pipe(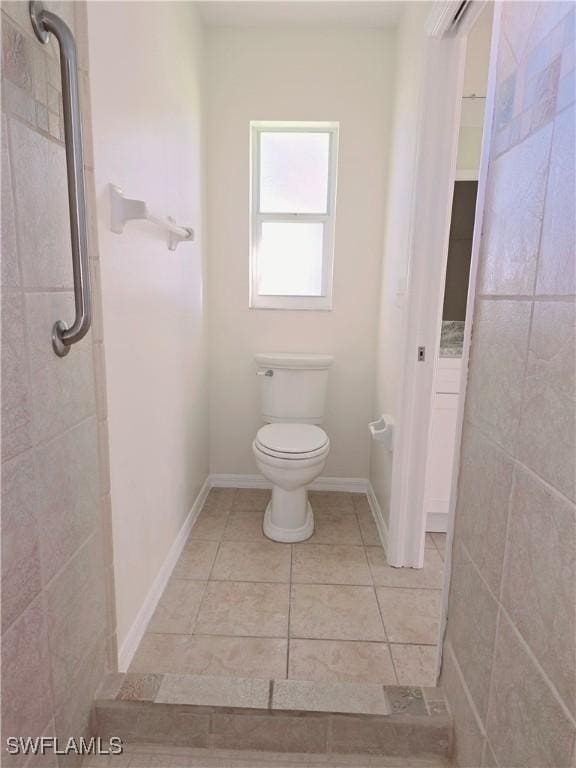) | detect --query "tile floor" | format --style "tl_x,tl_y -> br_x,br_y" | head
130,489 -> 446,687
85,744 -> 452,767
